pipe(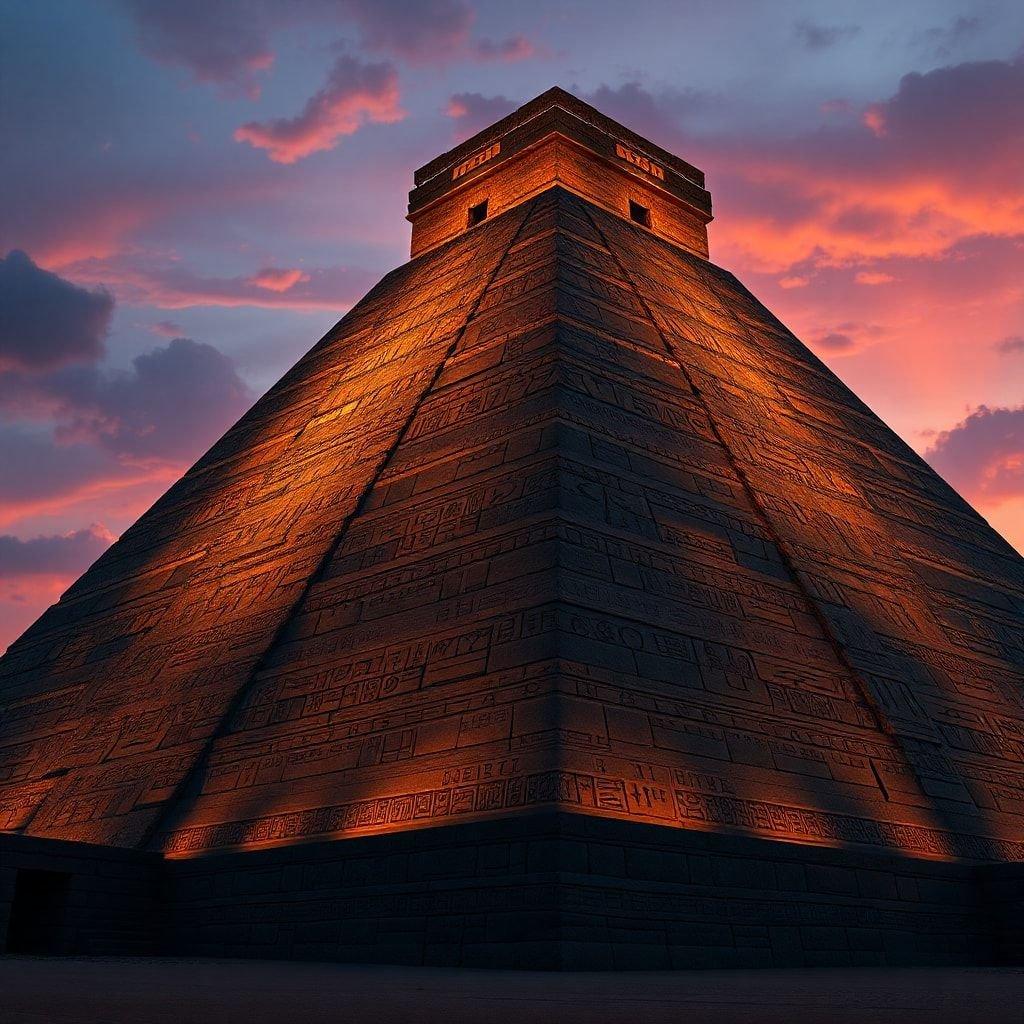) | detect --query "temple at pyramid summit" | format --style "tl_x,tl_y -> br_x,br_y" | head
3,88 -> 1024,969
